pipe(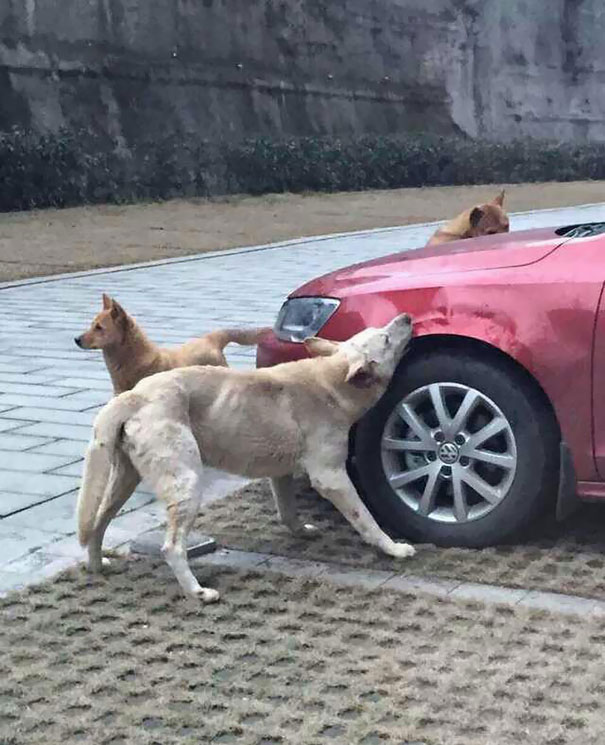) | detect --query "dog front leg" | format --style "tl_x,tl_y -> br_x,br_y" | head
270,476 -> 319,538
308,468 -> 415,559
